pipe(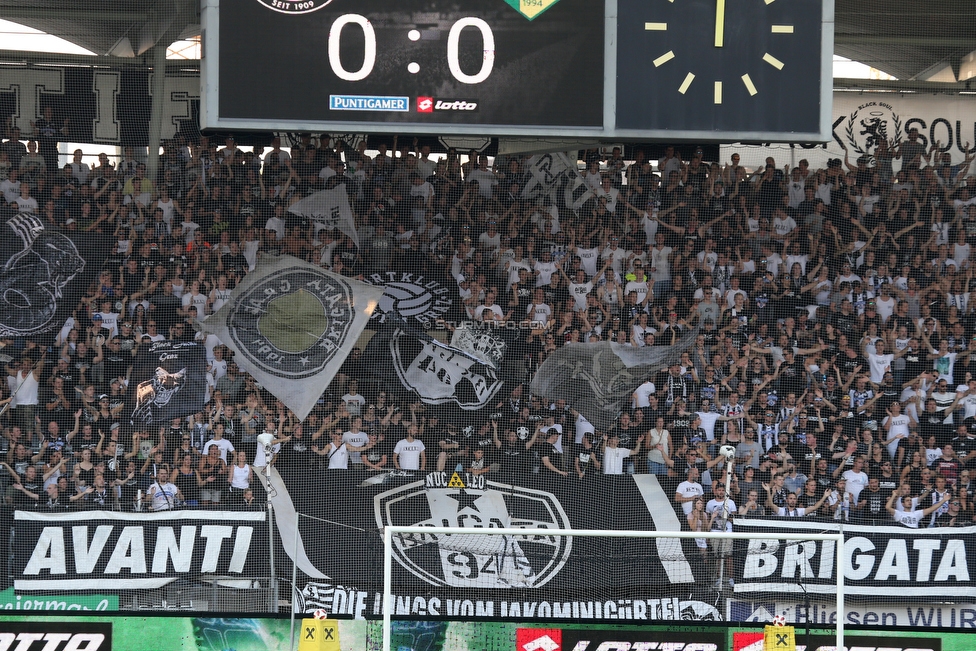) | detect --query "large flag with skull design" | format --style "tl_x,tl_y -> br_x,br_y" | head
126,340 -> 208,427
